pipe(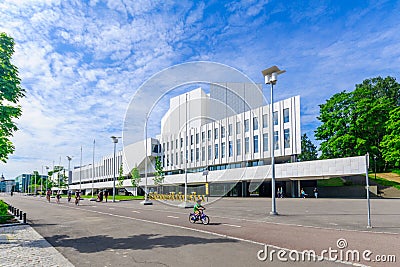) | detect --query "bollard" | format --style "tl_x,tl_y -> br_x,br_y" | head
20,210 -> 23,220
14,208 -> 18,216
23,213 -> 26,224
